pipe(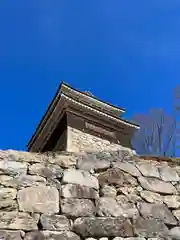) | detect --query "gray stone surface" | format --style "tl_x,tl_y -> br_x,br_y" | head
61,184 -> 98,199
61,198 -> 96,217
112,162 -> 141,177
168,227 -> 180,239
98,168 -> 138,187
2,175 -> 46,188
24,231 -> 80,240
0,160 -> 27,176
136,162 -> 160,178
29,163 -> 63,179
40,214 -> 70,231
0,187 -> 17,200
74,217 -> 133,237
100,185 -> 117,198
159,165 -> 180,182
138,176 -> 177,194
0,212 -> 37,230
138,202 -> 177,225
62,169 -> 99,189
0,230 -> 23,240
0,199 -> 18,211
140,191 -> 162,203
172,209 -> 180,221
17,186 -> 59,214
134,217 -> 168,238
77,154 -> 110,171
163,195 -> 180,208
